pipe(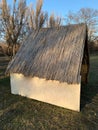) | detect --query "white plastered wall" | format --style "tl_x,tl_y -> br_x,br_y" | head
10,73 -> 81,111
